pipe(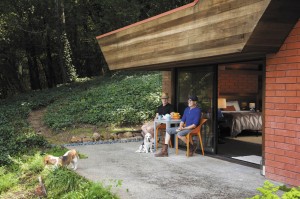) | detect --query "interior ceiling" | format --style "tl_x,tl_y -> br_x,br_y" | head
219,62 -> 262,70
